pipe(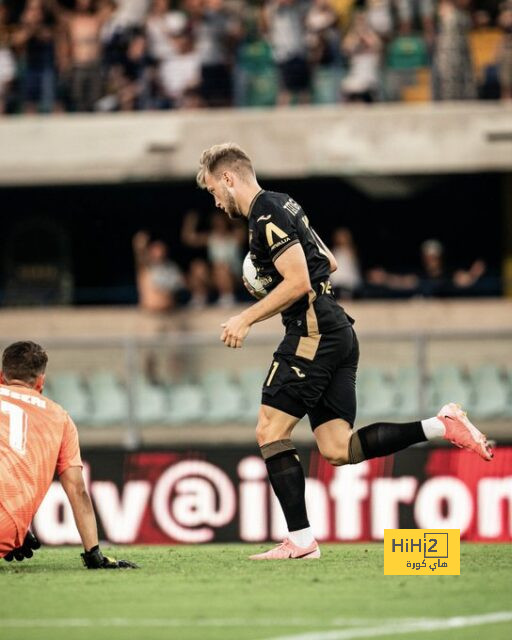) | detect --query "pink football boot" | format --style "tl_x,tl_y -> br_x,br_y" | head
249,538 -> 321,560
437,402 -> 493,461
